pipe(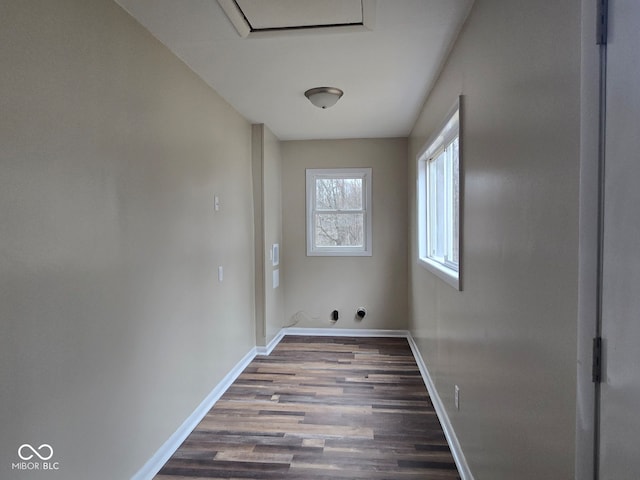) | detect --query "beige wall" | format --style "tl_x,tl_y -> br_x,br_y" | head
408,1 -> 580,479
0,1 -> 255,478
252,124 -> 284,346
281,139 -> 408,330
